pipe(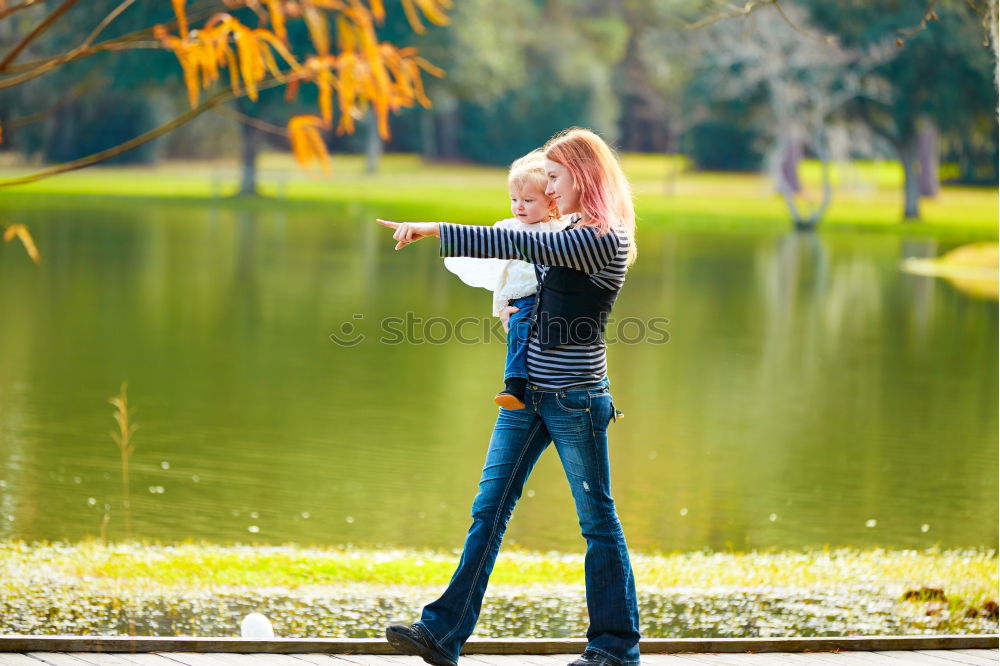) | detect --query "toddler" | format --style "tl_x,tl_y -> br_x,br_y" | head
444,151 -> 568,409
